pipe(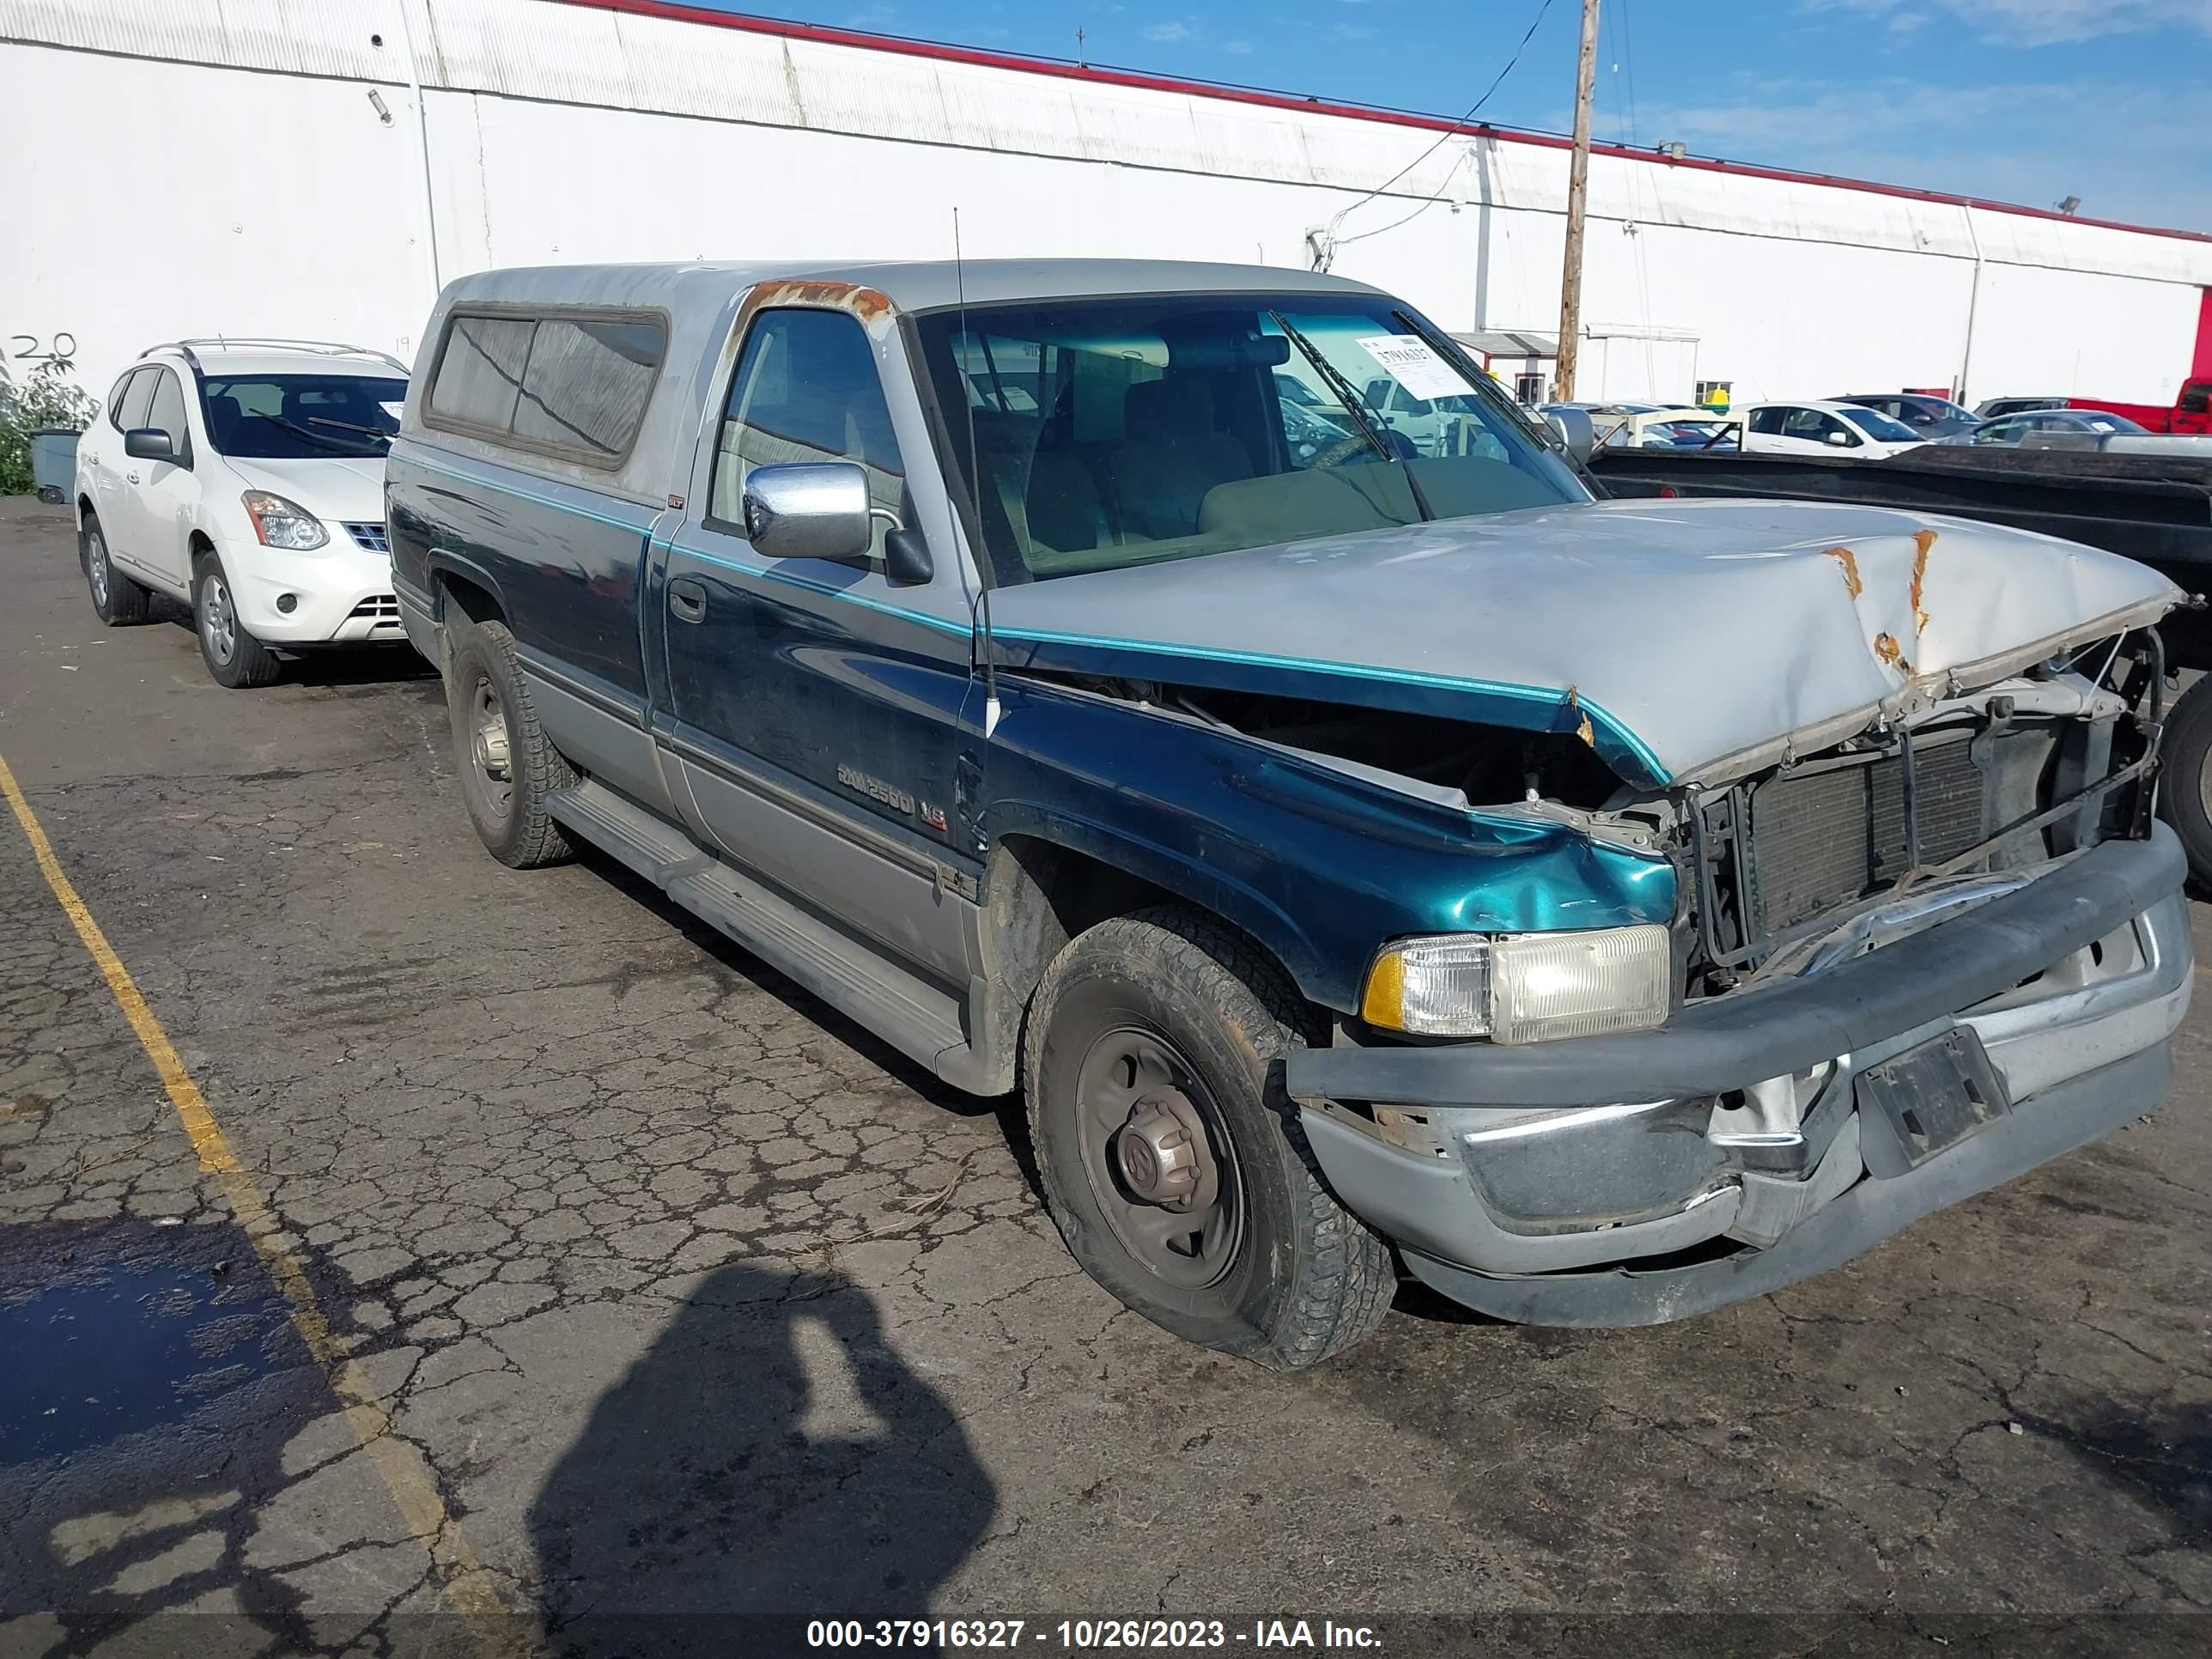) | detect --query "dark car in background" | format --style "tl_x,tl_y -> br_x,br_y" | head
1831,392 -> 1979,438
1974,395 -> 2069,419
